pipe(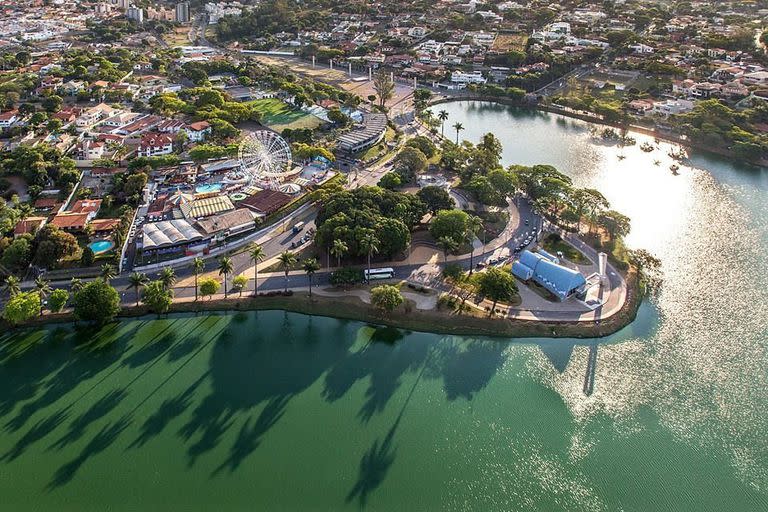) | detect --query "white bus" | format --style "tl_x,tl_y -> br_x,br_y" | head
365,267 -> 395,281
